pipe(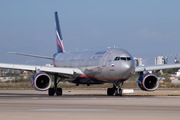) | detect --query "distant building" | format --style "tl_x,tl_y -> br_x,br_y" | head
46,64 -> 54,67
133,57 -> 143,66
155,56 -> 168,65
176,69 -> 180,77
20,73 -> 29,79
0,77 -> 15,82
